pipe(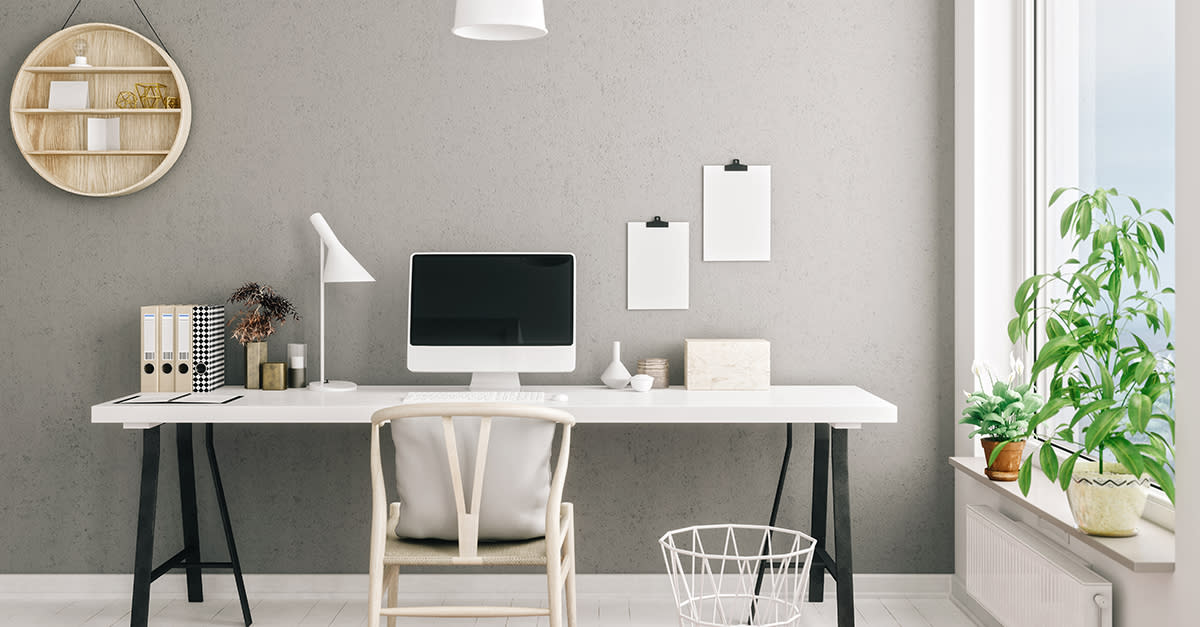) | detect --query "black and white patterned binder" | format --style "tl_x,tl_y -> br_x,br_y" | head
190,304 -> 225,392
